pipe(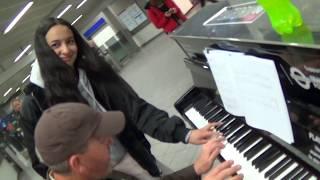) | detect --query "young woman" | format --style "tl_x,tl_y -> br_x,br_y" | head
27,17 -> 216,179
